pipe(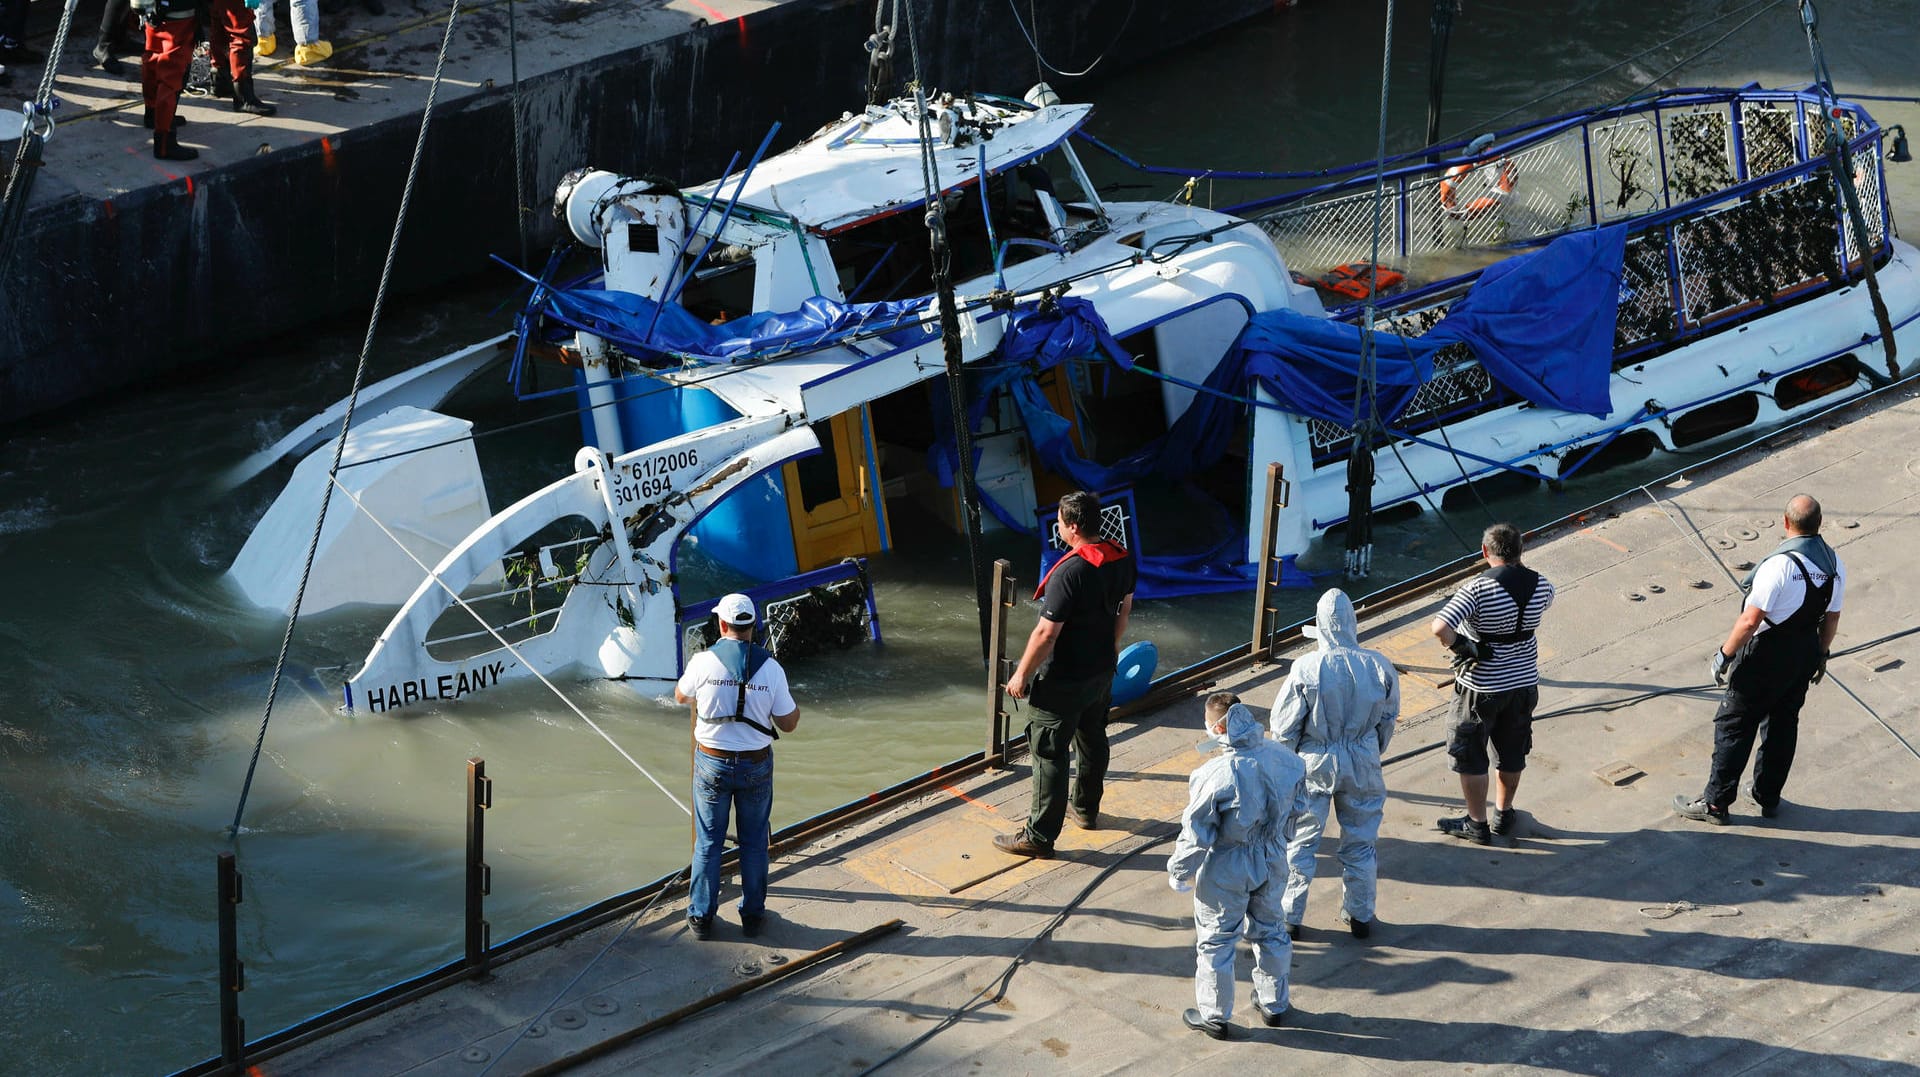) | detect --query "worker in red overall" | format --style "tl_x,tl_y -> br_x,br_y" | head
136,0 -> 199,160
209,0 -> 276,116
